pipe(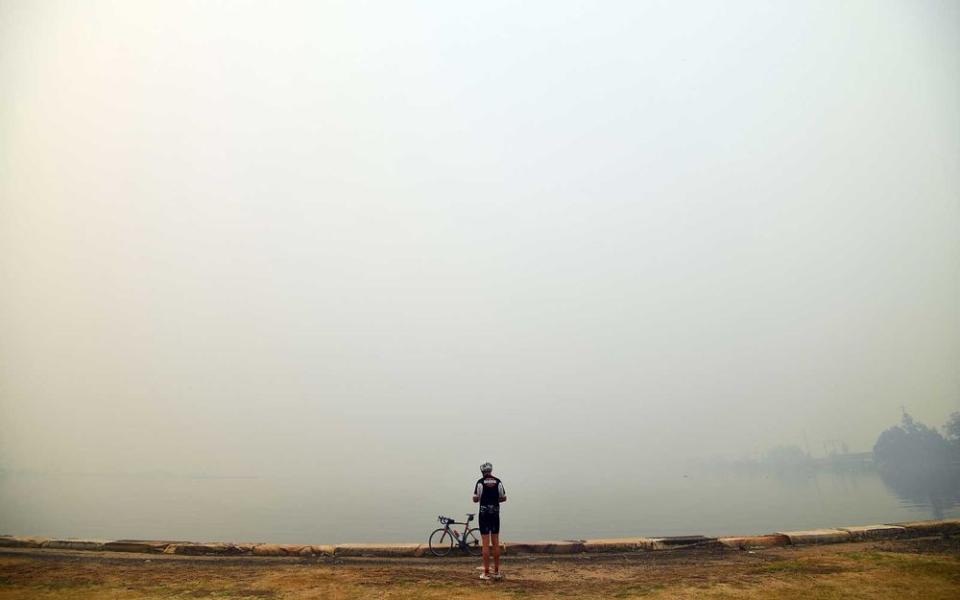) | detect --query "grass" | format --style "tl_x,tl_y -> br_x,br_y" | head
754,559 -> 845,575
844,550 -> 960,583
1,539 -> 958,599
612,583 -> 666,597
